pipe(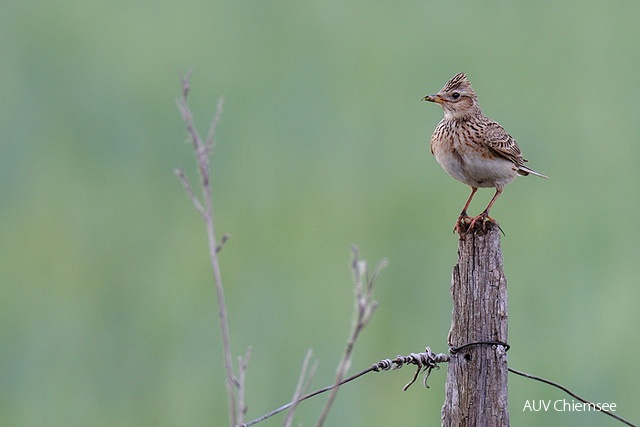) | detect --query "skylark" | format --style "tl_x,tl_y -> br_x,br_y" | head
423,72 -> 547,233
